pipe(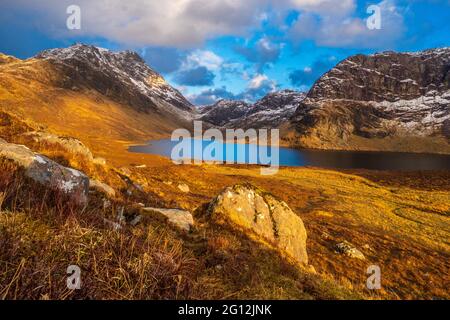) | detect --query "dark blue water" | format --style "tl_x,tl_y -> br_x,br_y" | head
129,139 -> 450,171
